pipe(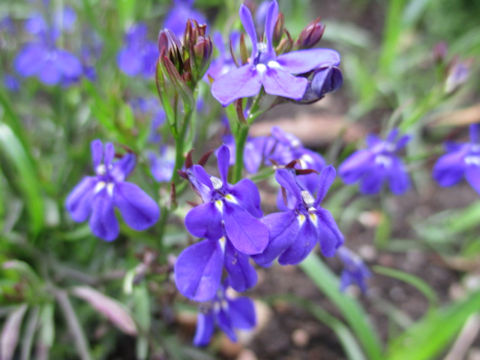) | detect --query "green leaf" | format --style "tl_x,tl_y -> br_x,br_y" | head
386,289 -> 480,360
379,0 -> 407,75
300,254 -> 383,360
373,266 -> 438,307
0,122 -> 44,235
